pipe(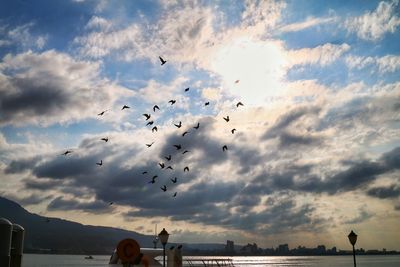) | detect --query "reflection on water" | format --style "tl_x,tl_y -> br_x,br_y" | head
23,254 -> 400,267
